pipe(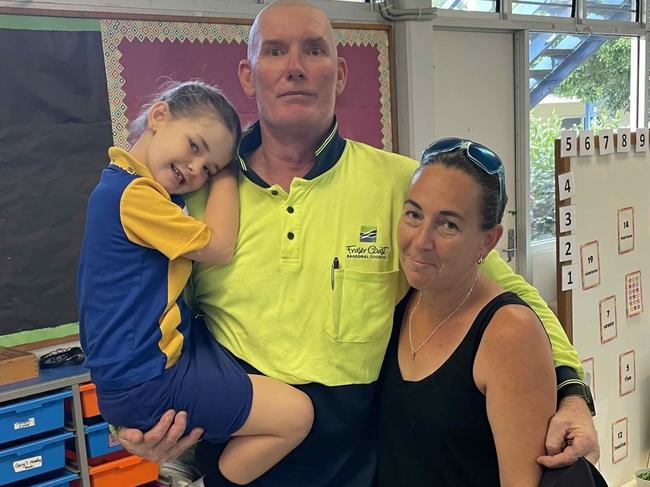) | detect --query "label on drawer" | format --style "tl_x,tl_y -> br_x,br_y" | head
13,417 -> 36,430
108,432 -> 121,448
13,455 -> 42,472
